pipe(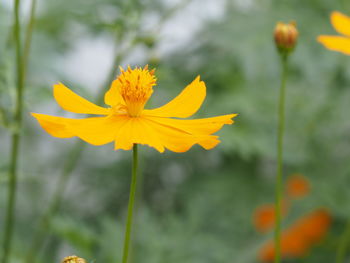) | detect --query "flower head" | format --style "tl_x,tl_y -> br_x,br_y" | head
32,66 -> 237,153
61,255 -> 87,263
318,11 -> 350,55
116,65 -> 156,117
274,21 -> 298,54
